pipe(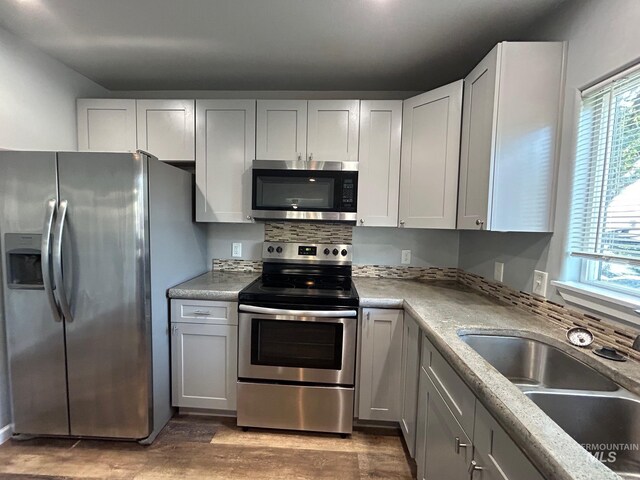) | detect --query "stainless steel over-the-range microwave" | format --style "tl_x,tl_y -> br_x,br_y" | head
251,160 -> 358,222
